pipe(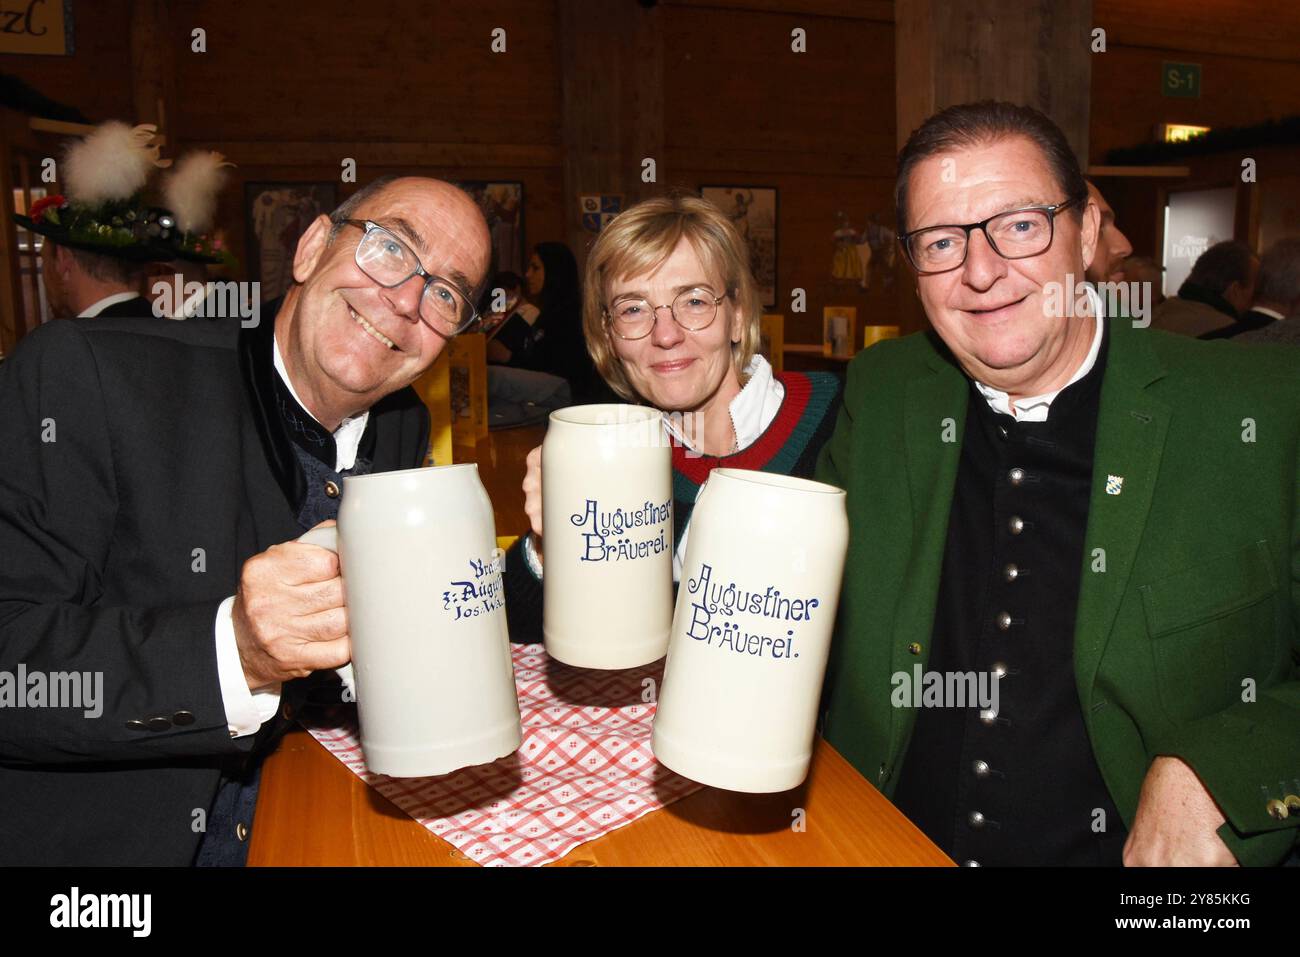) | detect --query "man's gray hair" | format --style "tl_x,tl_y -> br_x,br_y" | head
1254,237 -> 1300,307
328,175 -> 399,239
